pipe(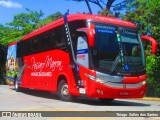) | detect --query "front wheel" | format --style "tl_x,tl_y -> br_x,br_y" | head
14,77 -> 21,92
58,80 -> 72,101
